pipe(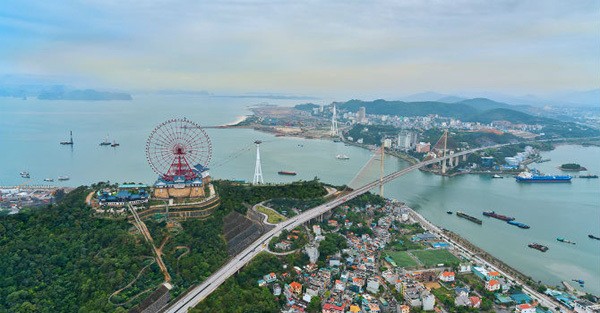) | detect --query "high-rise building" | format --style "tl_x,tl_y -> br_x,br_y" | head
357,106 -> 366,123
397,131 -> 418,150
